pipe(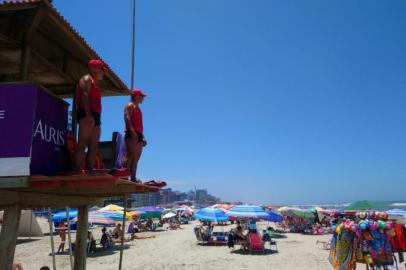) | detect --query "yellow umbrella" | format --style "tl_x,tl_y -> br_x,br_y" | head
99,204 -> 124,212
